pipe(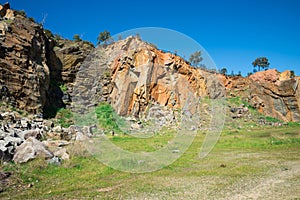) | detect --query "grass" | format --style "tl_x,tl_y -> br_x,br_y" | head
55,108 -> 74,128
59,84 -> 68,93
265,116 -> 282,123
1,123 -> 299,199
95,103 -> 125,134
